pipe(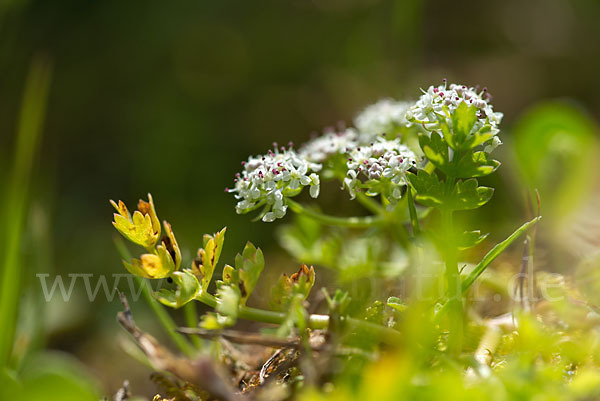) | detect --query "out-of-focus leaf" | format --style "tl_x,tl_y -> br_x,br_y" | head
457,230 -> 489,251
270,264 -> 315,311
18,351 -> 101,401
461,216 -> 541,292
386,297 -> 407,312
513,101 -> 599,218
